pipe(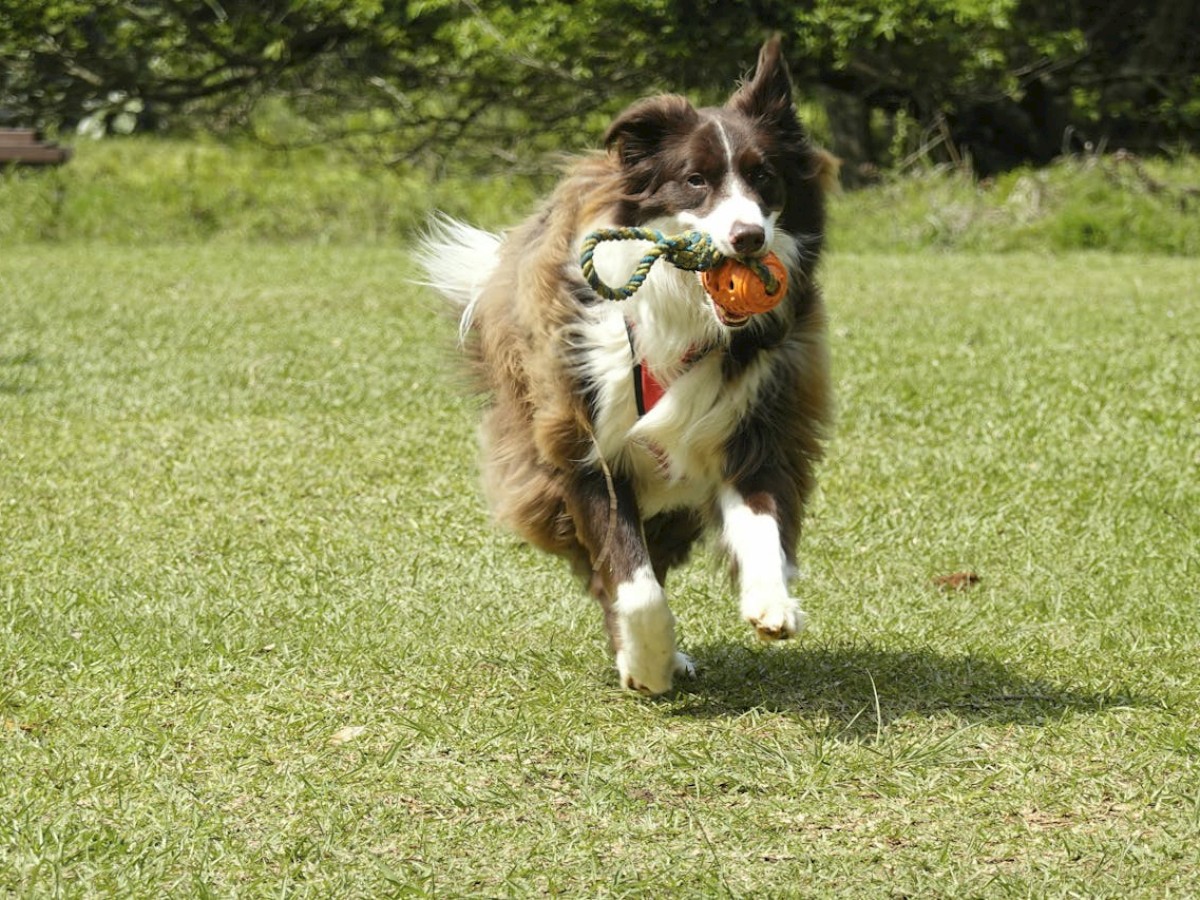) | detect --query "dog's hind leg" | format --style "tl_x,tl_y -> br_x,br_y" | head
644,509 -> 705,587
565,469 -> 692,695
